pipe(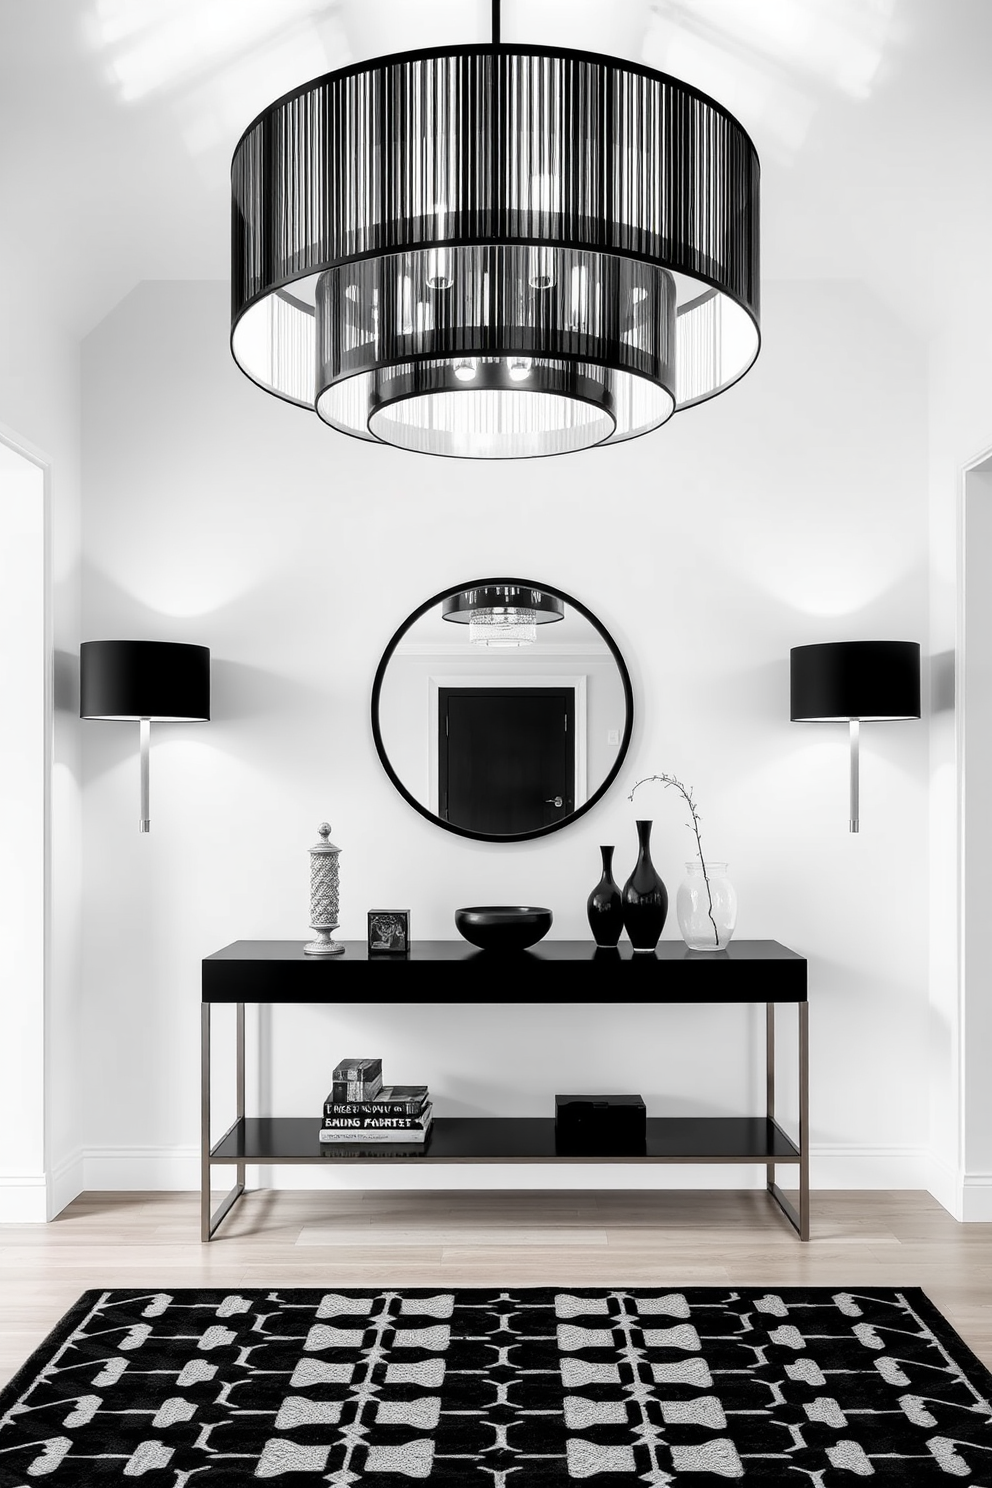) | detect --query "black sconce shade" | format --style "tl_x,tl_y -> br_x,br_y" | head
790,641 -> 920,723
80,641 -> 210,722
80,641 -> 210,833
790,639 -> 920,834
